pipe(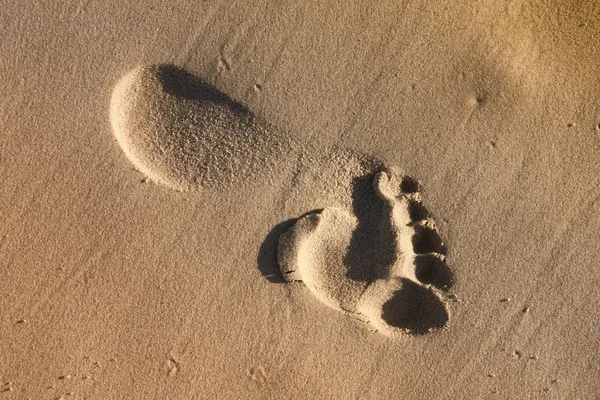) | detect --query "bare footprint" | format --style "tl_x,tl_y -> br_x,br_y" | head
278,168 -> 453,336
110,65 -> 454,338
